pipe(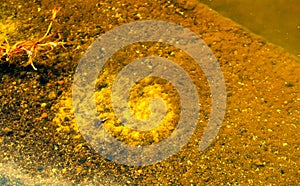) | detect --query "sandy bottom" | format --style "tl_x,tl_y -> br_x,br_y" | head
0,0 -> 299,185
